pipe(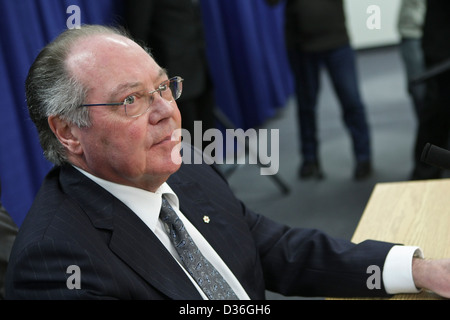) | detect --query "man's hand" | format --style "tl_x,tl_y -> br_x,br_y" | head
412,258 -> 450,298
